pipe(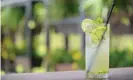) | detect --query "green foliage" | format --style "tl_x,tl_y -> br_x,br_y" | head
48,0 -> 65,20
50,49 -> 73,65
114,0 -> 132,11
69,34 -> 81,50
82,0 -> 104,18
28,20 -> 36,29
76,56 -> 85,70
110,35 -> 133,68
50,32 -> 65,50
16,64 -> 24,73
63,0 -> 79,17
111,35 -> 133,52
1,7 -> 24,30
110,49 -> 133,68
2,37 -> 16,60
1,70 -> 5,75
121,17 -> 130,26
33,33 -> 47,58
15,35 -> 26,55
103,0 -> 133,13
82,0 -> 133,18
33,2 -> 47,23
31,67 -> 46,73
49,49 -> 85,70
